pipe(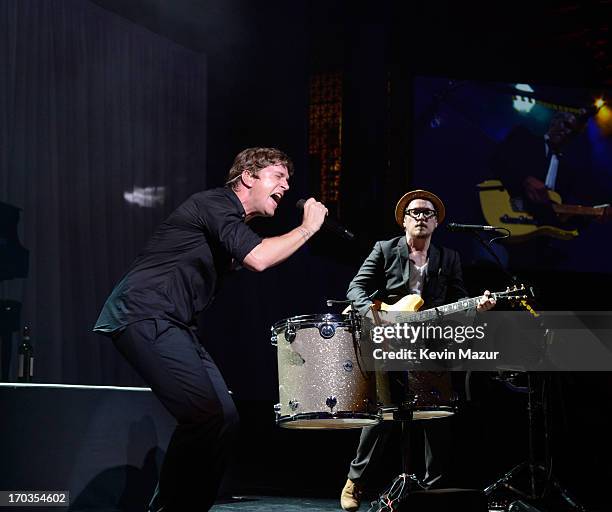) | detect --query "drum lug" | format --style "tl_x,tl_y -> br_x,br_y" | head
289,399 -> 300,411
347,308 -> 362,337
270,327 -> 278,346
285,322 -> 297,343
273,403 -> 282,420
326,395 -> 337,411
